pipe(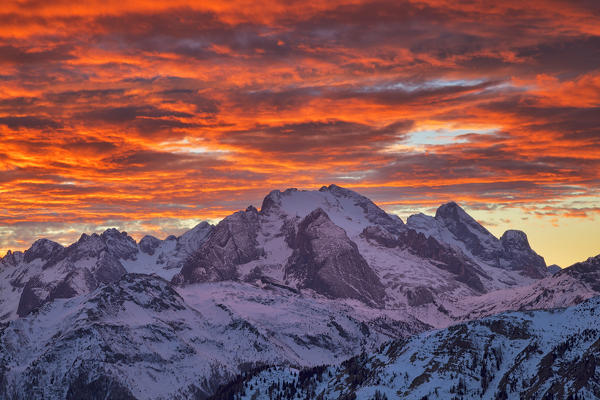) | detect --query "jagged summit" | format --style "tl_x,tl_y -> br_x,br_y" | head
23,238 -> 63,263
500,229 -> 531,250
435,201 -> 496,239
408,201 -> 547,281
